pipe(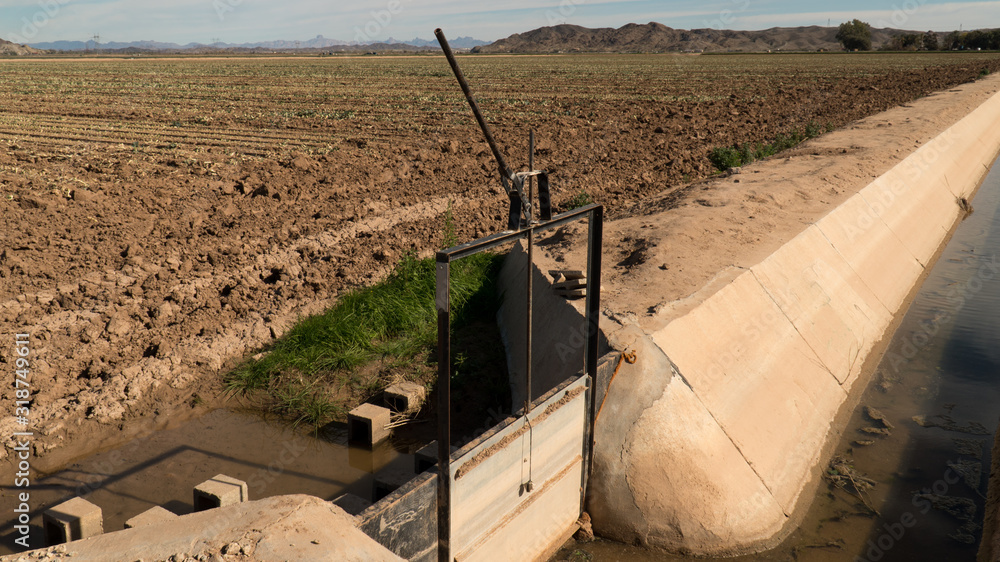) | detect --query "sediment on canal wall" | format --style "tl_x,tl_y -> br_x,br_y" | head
587,75 -> 1000,556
